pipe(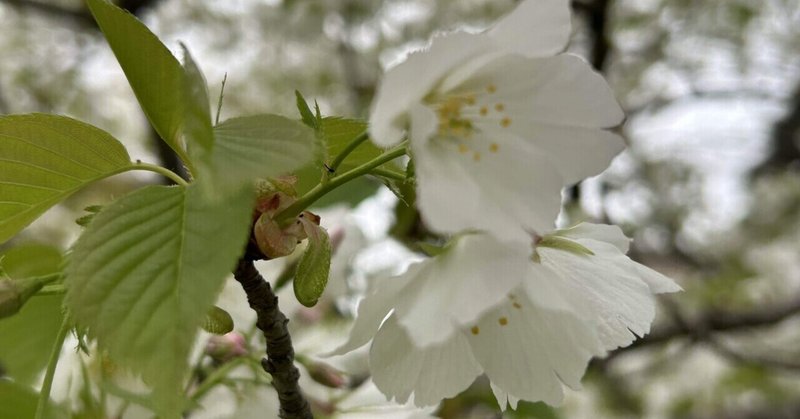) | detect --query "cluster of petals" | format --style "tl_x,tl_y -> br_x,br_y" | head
339,0 -> 682,410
